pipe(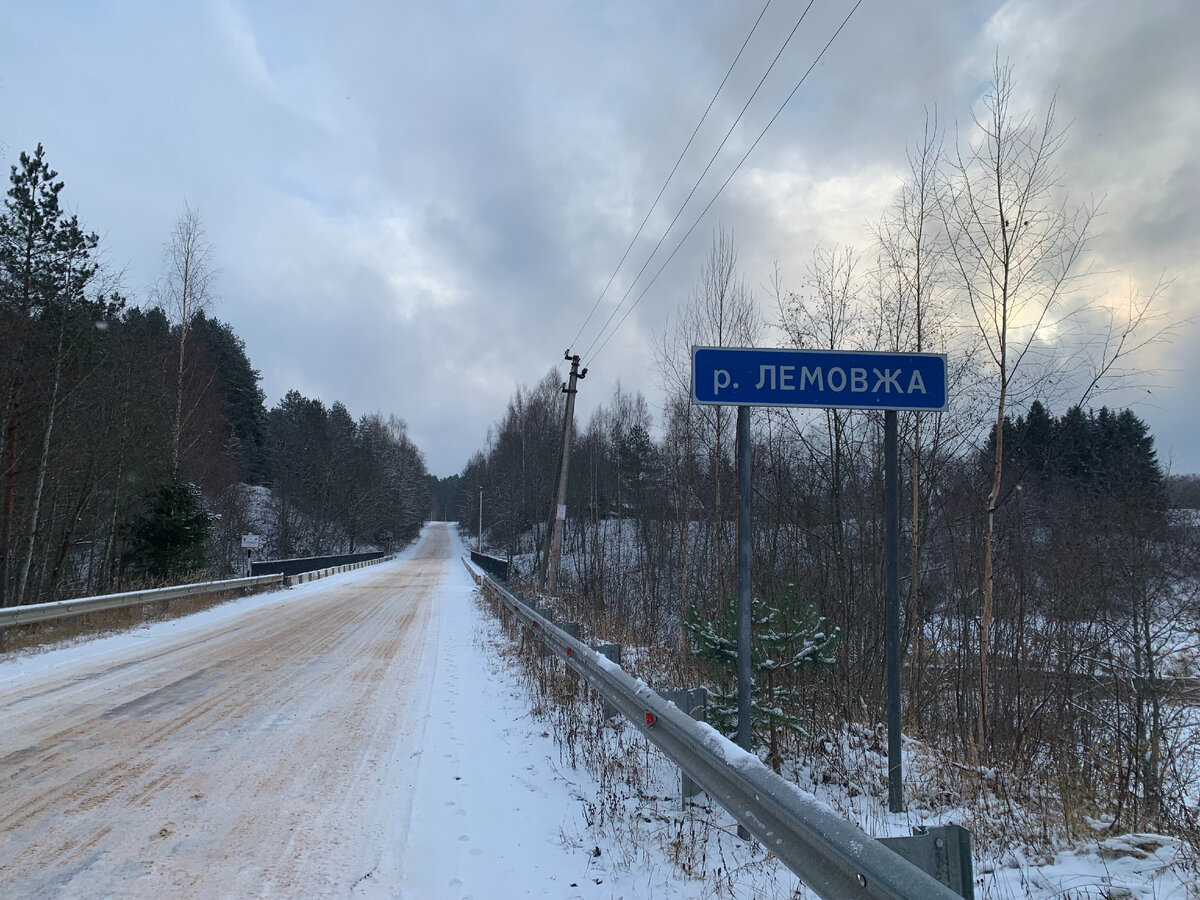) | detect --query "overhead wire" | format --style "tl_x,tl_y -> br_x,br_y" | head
577,0 -> 818,363
567,0 -> 775,353
584,0 -> 867,368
